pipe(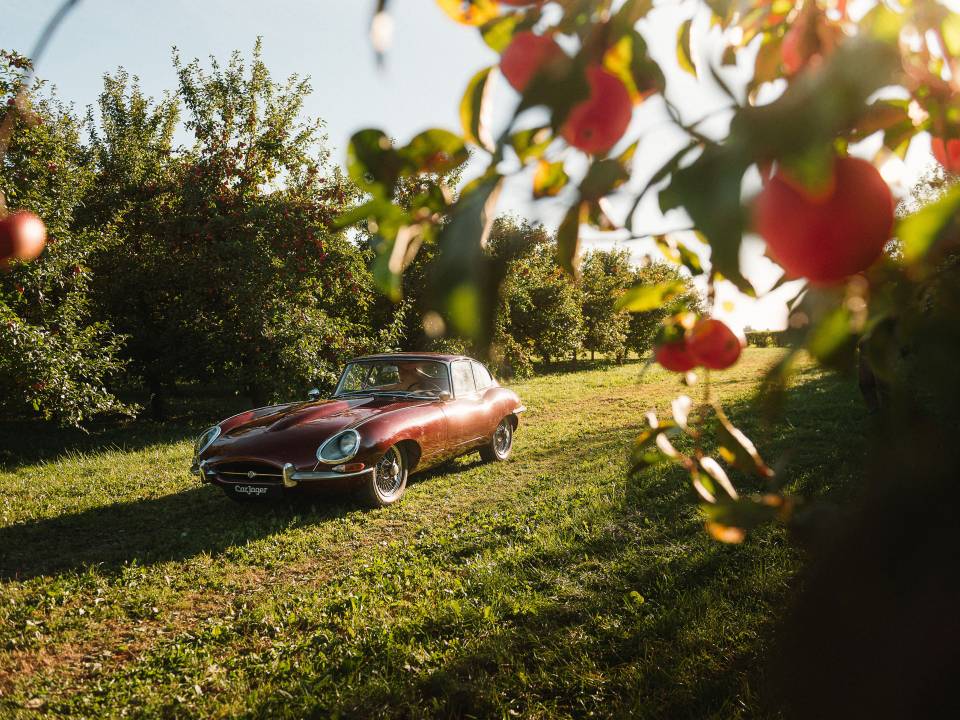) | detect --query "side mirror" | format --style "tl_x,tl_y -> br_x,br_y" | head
438,390 -> 452,402
307,388 -> 321,401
